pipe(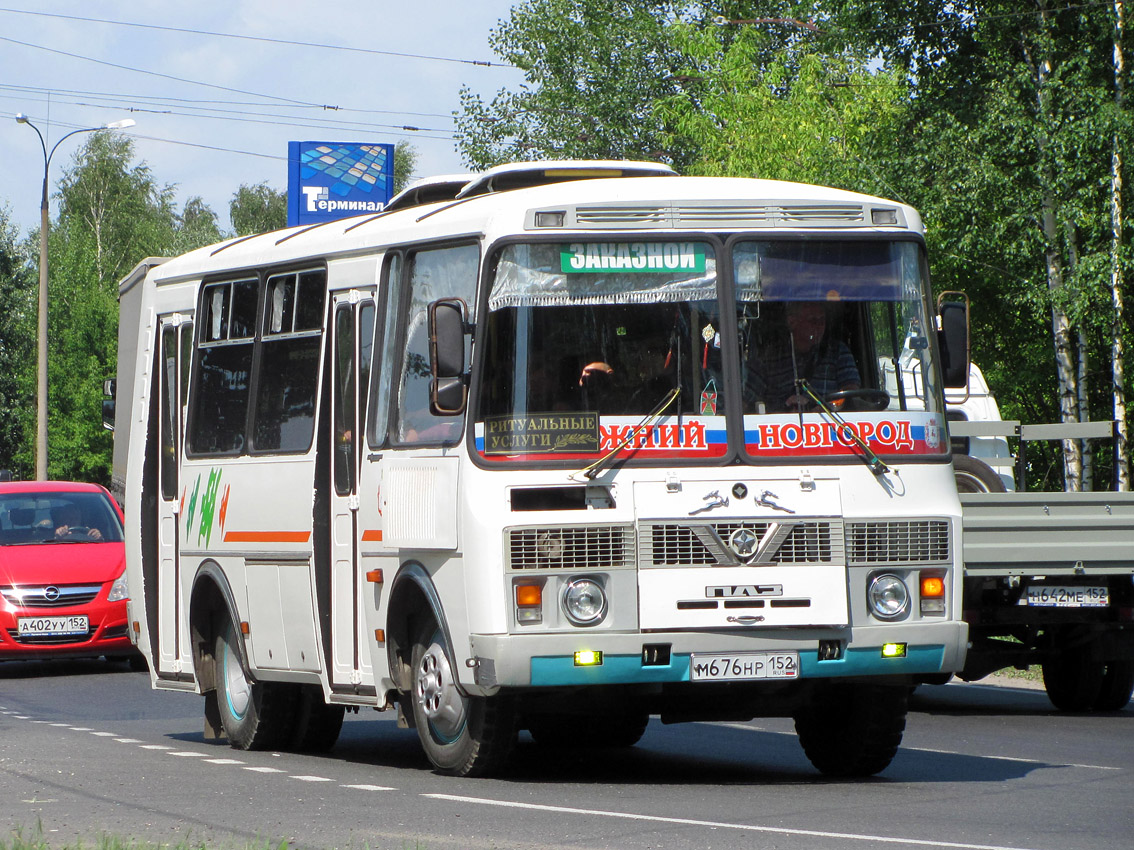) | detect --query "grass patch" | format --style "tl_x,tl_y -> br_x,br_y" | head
1,826 -> 291,850
995,664 -> 1043,683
